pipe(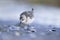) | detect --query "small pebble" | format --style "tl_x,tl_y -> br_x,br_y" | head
29,33 -> 36,38
15,32 -> 20,36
